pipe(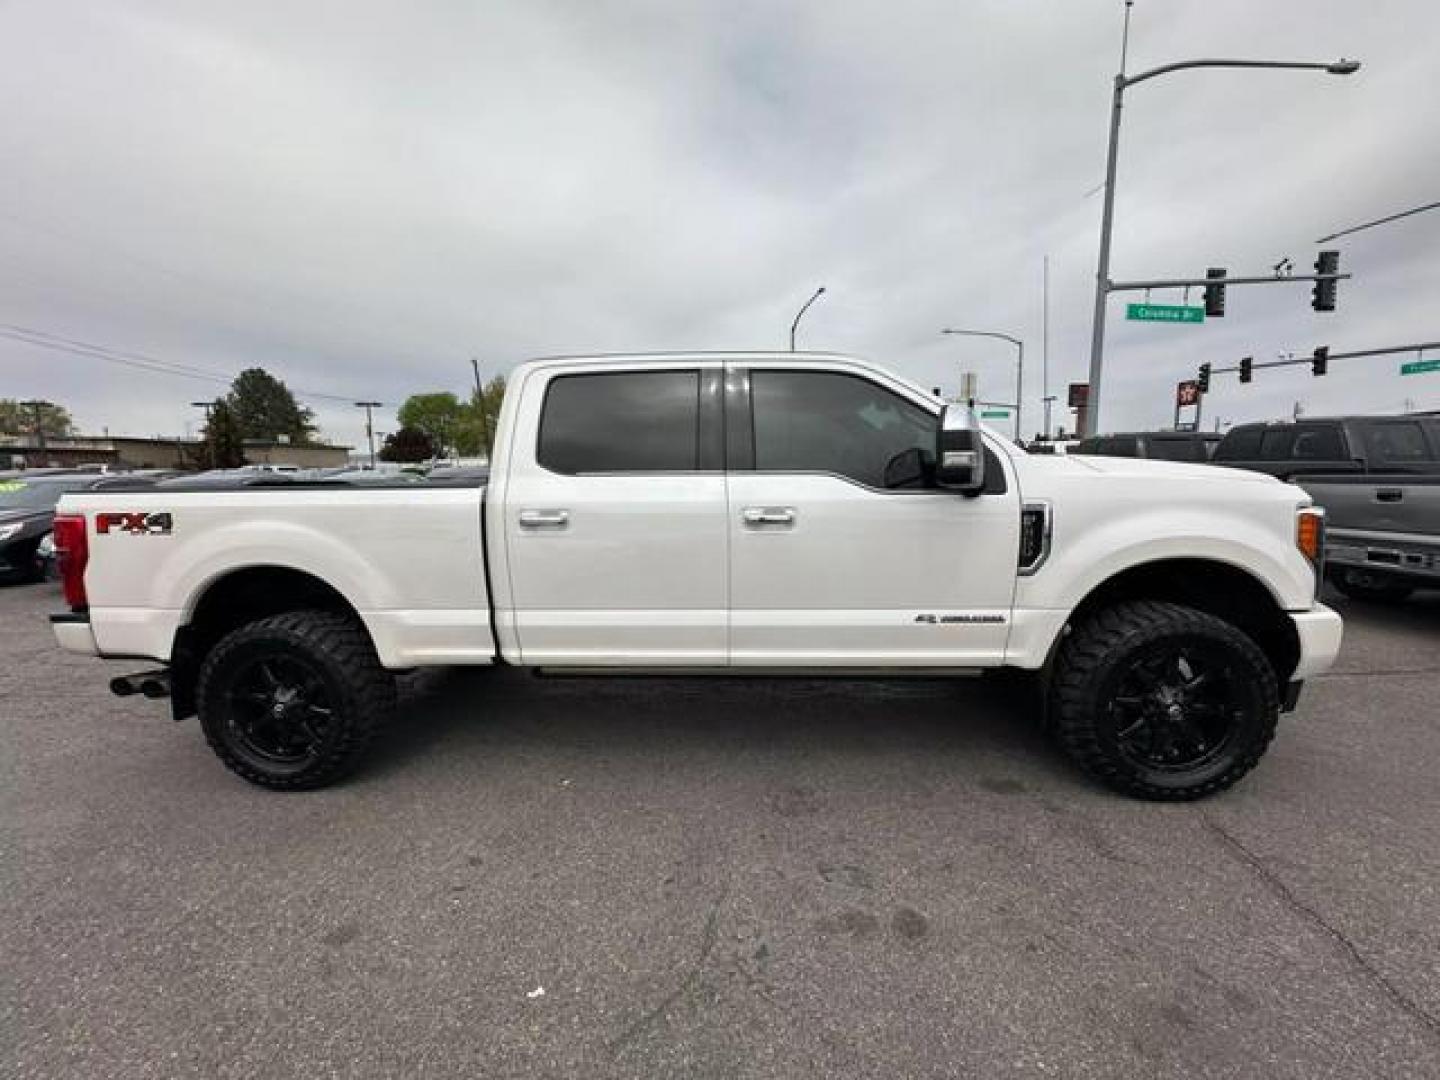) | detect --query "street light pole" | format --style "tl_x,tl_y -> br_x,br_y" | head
354,401 -> 383,468
1084,56 -> 1360,437
940,329 -> 1024,441
1042,254 -> 1051,439
790,286 -> 826,351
